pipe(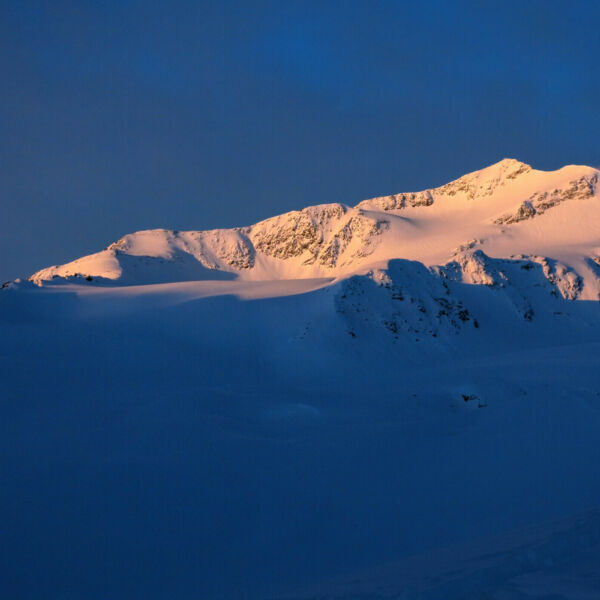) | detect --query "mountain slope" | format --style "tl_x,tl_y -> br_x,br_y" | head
29,158 -> 600,289
23,158 -> 600,346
